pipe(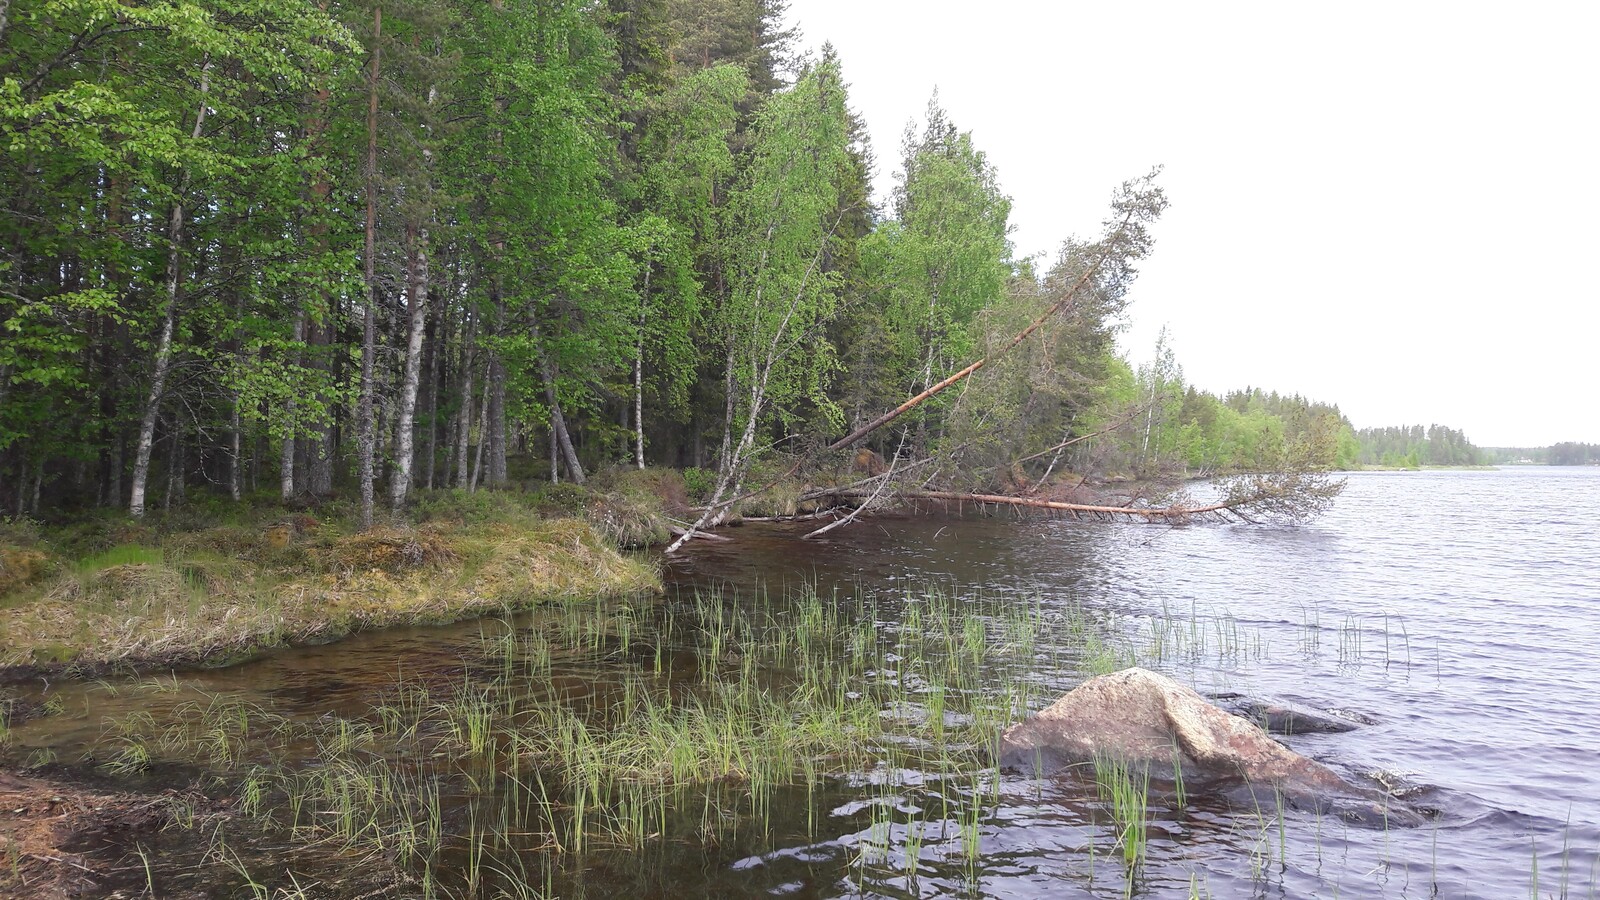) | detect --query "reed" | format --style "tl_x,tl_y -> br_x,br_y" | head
63,574 -> 1361,898
1093,753 -> 1151,882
